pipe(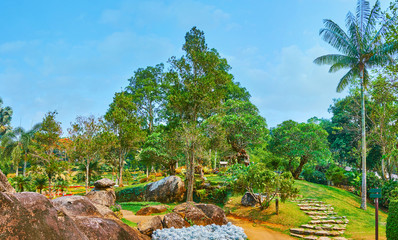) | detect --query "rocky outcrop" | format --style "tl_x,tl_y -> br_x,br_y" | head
138,216 -> 163,236
136,205 -> 168,216
173,202 -> 228,226
0,192 -> 88,240
86,178 -> 116,207
144,176 -> 185,203
0,173 -> 148,240
162,212 -> 190,229
0,169 -> 15,193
